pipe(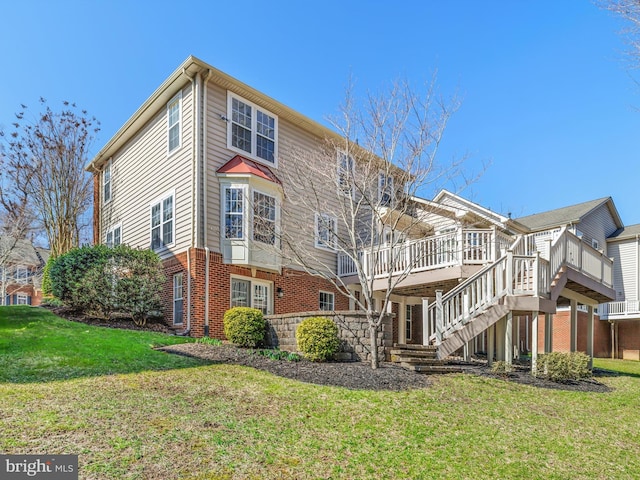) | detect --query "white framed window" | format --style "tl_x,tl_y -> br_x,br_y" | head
315,213 -> 337,251
230,276 -> 272,315
224,186 -> 245,240
378,172 -> 394,206
337,152 -> 354,197
253,190 -> 276,245
228,93 -> 278,165
167,94 -> 181,153
405,305 -> 412,341
106,224 -> 122,248
592,239 -> 600,250
319,291 -> 335,311
150,192 -> 174,250
173,273 -> 184,325
15,266 -> 28,284
104,160 -> 112,203
16,293 -> 29,305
